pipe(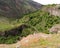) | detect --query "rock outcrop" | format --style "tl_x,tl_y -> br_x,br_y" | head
49,24 -> 60,33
